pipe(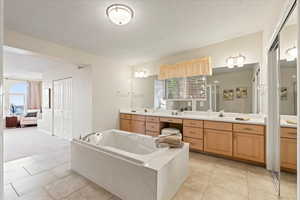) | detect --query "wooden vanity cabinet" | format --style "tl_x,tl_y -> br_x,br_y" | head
281,127 -> 297,171
130,115 -> 146,134
233,124 -> 265,163
183,119 -> 204,151
120,114 -> 132,132
146,116 -> 161,136
204,121 -> 233,156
